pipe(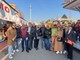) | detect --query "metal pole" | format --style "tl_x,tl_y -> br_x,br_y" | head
30,4 -> 32,22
